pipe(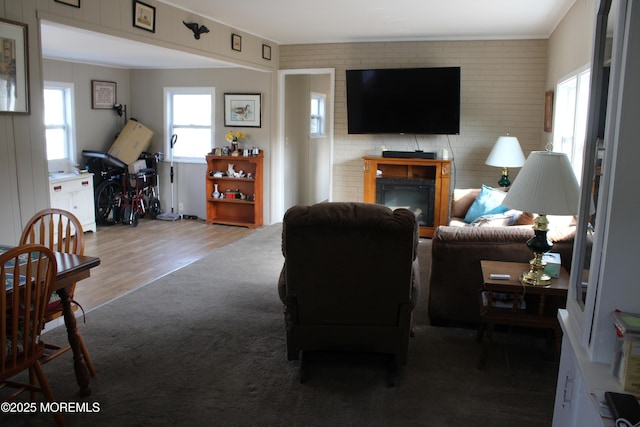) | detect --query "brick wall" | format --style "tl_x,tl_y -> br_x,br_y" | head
280,40 -> 547,202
